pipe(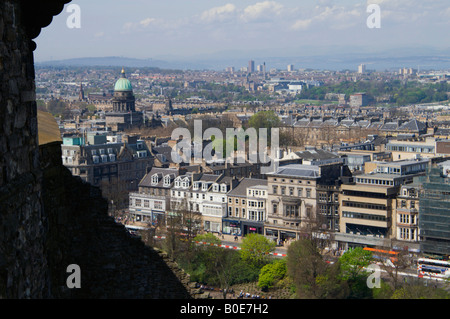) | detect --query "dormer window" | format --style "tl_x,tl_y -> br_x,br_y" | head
193,182 -> 199,190
164,176 -> 171,187
221,185 -> 227,192
151,174 -> 159,185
